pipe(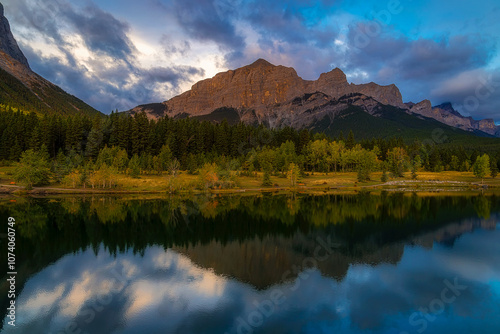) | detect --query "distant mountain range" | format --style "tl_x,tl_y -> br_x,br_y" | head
0,3 -> 100,116
130,58 -> 500,138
